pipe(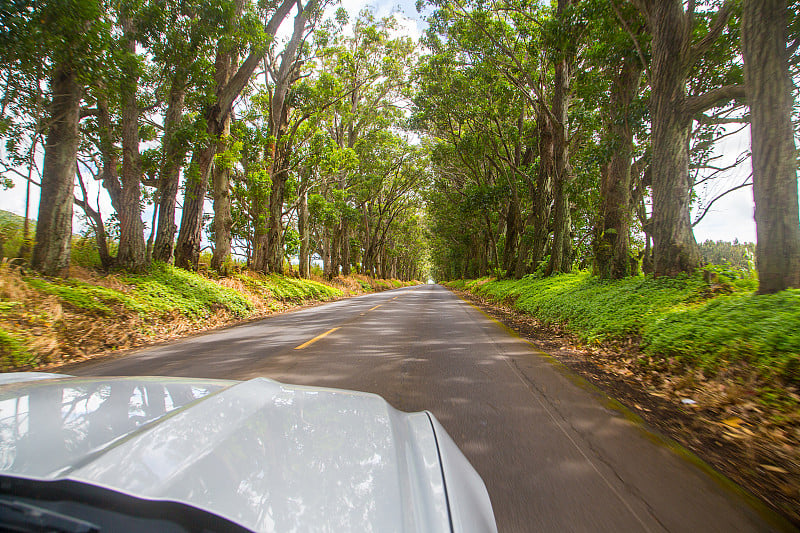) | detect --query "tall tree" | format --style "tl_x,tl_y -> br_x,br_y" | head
6,1 -> 110,277
741,0 -> 800,293
174,0 -> 297,270
114,11 -> 147,272
258,0 -> 320,274
632,0 -> 744,276
150,0 -> 228,264
588,0 -> 646,279
31,65 -> 82,276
